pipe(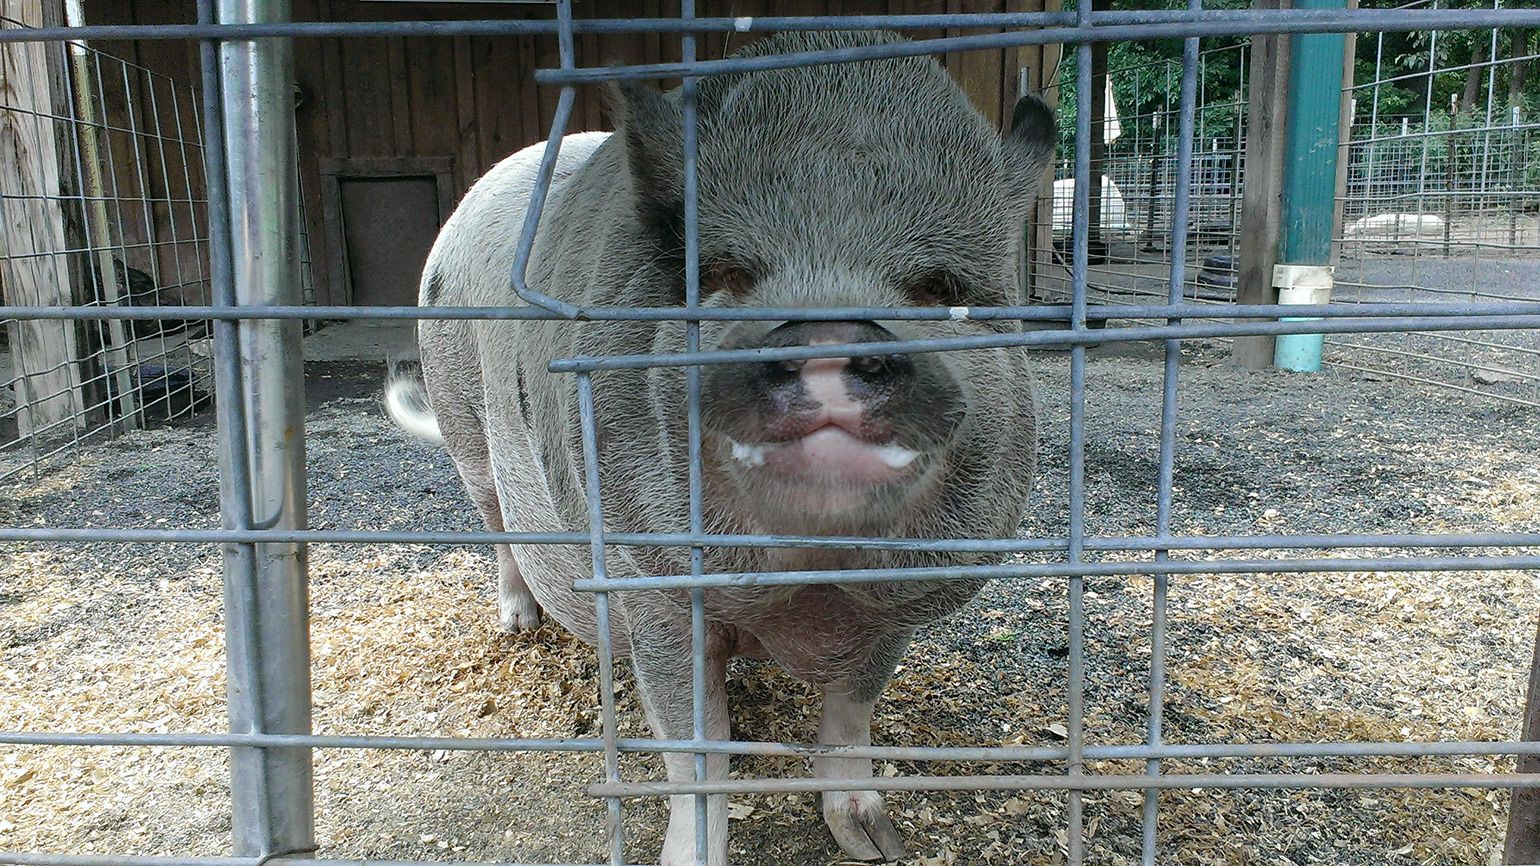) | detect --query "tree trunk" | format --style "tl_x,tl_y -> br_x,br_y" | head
1458,37 -> 1490,117
1508,30 -> 1530,110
